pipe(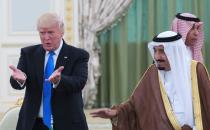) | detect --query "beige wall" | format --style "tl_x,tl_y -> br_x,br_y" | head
0,0 -> 74,113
